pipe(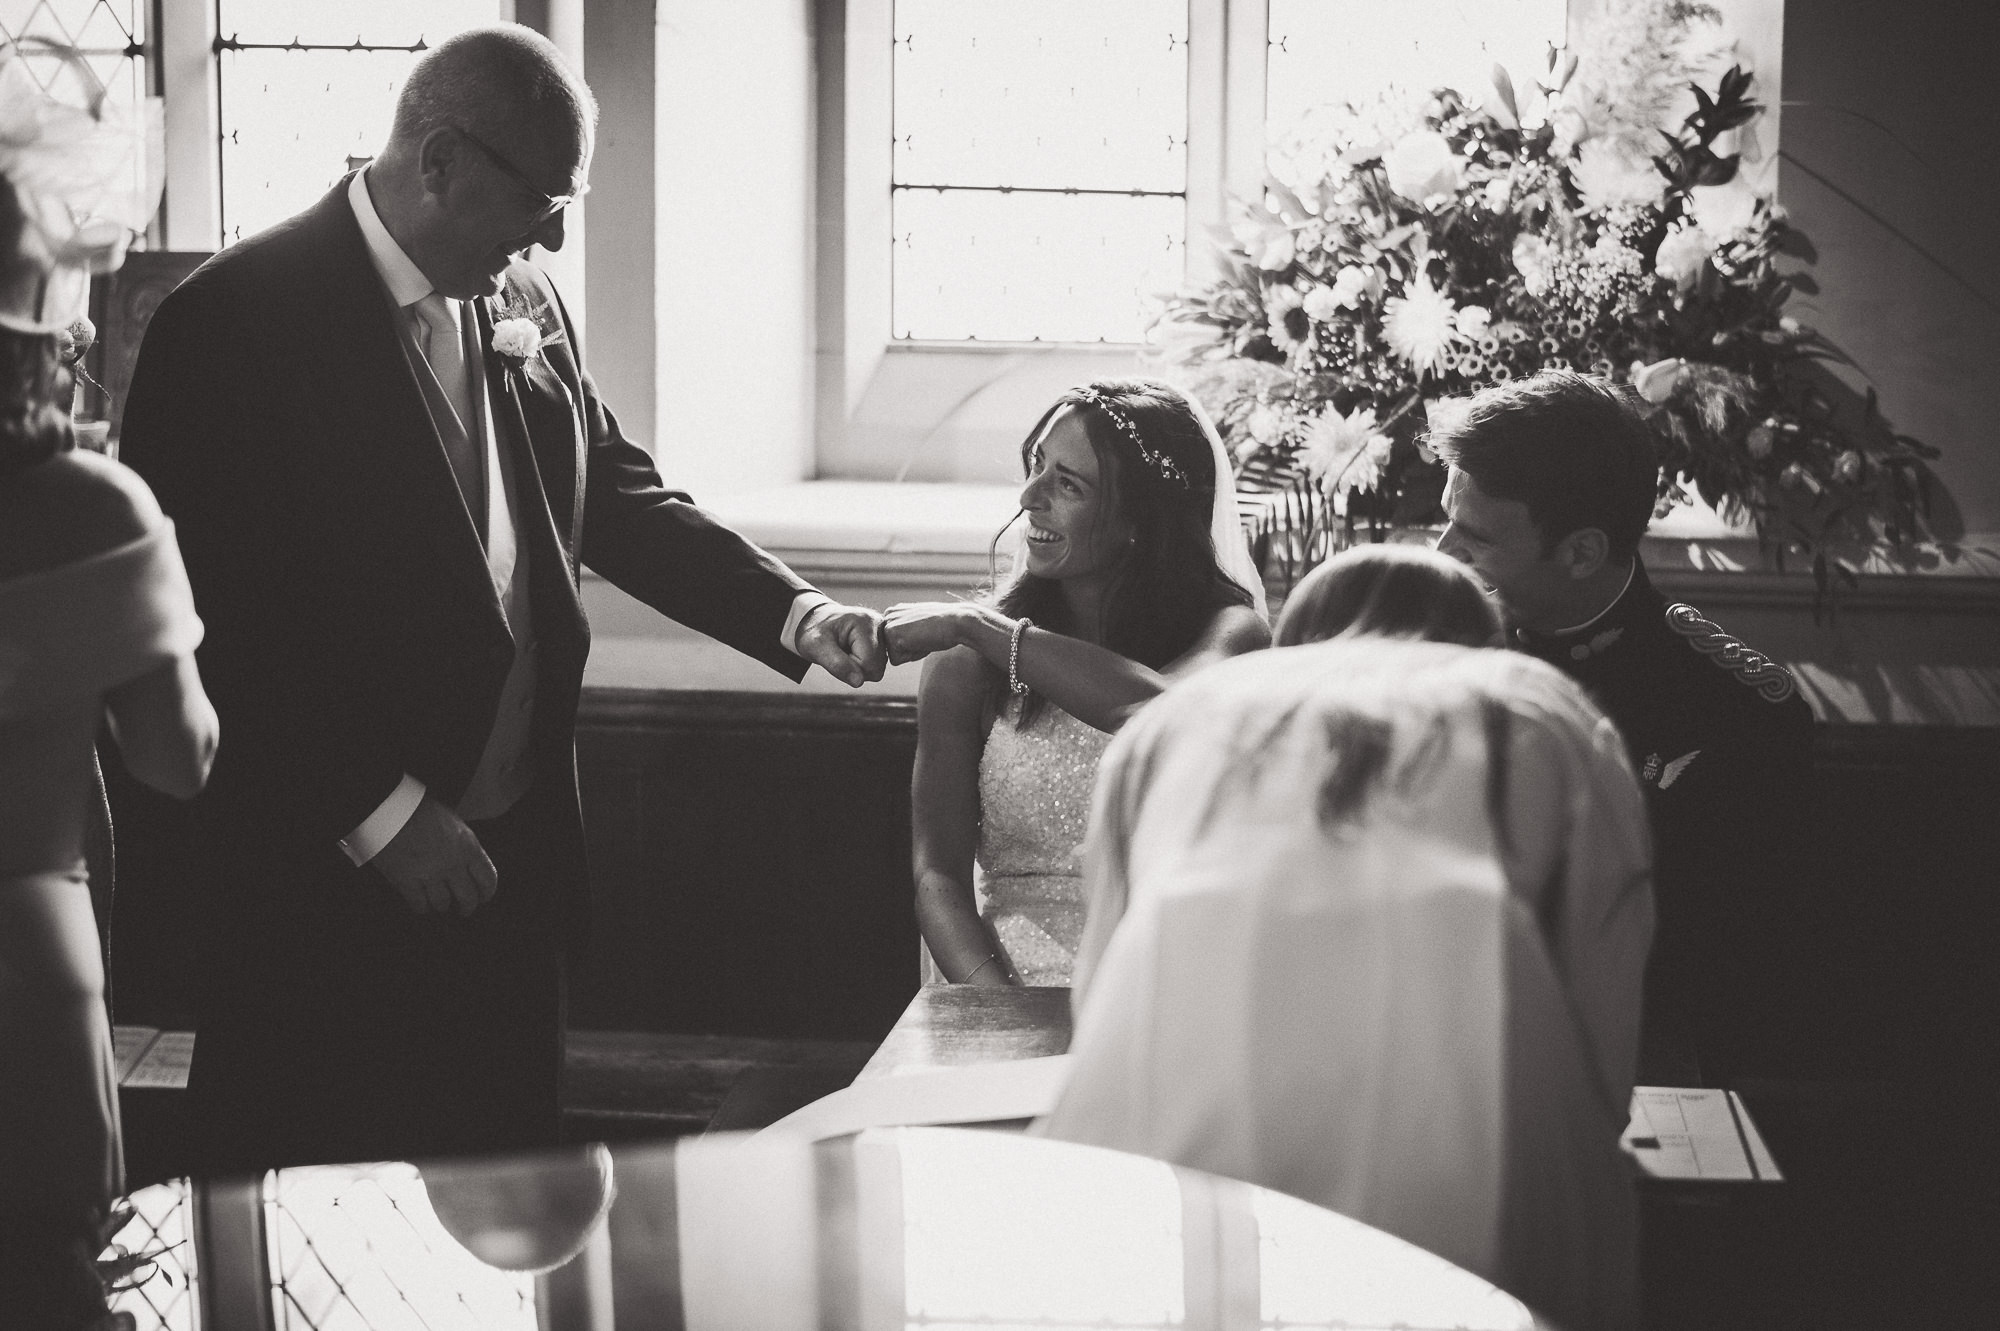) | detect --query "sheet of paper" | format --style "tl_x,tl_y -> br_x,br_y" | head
123,1030 -> 196,1090
111,1025 -> 160,1083
1623,1085 -> 1780,1182
759,1054 -> 1073,1142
